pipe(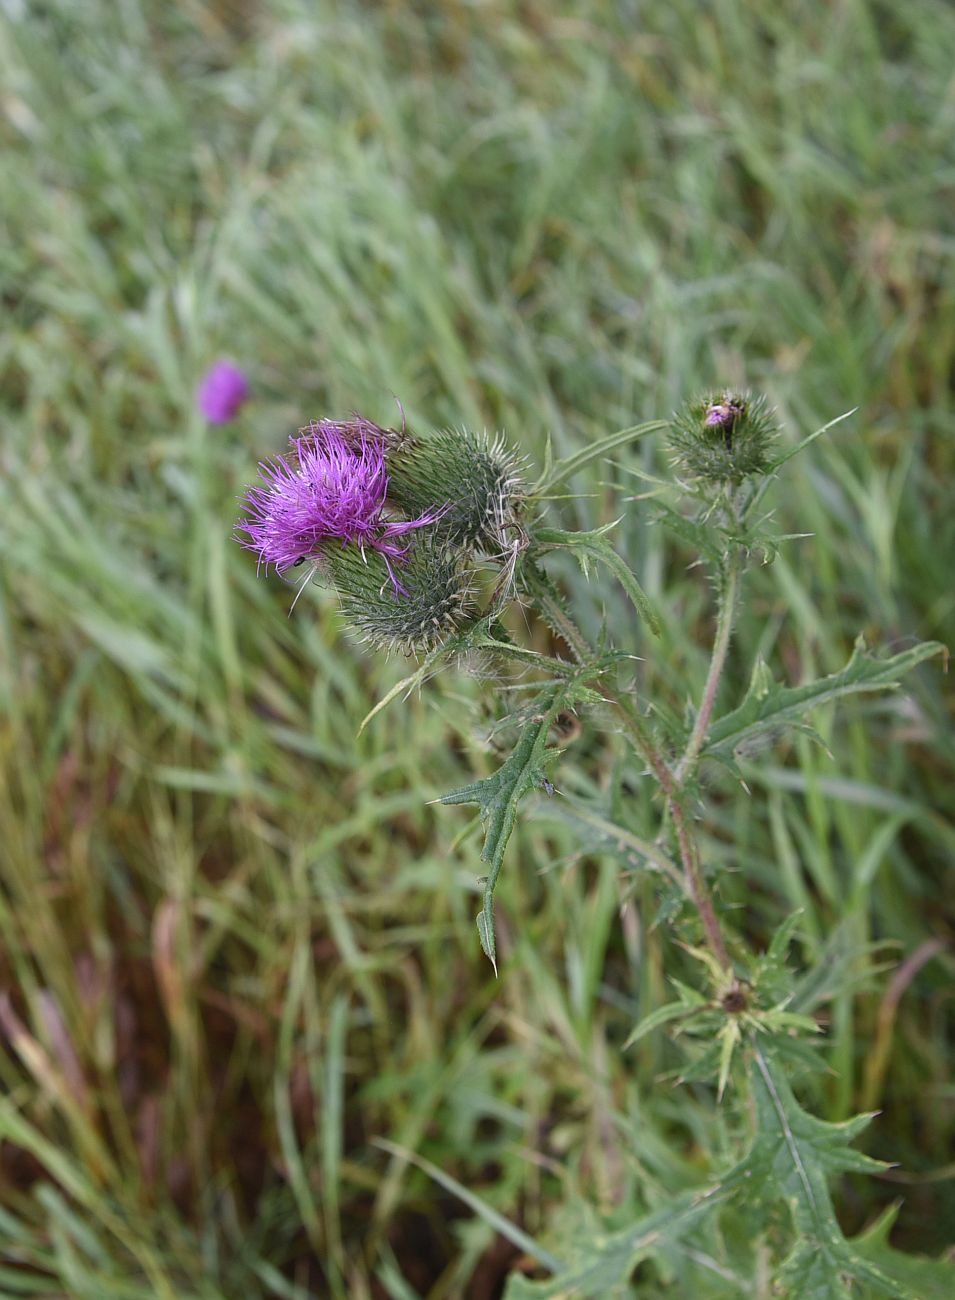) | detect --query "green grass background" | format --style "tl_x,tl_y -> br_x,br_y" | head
1,0 -> 954,1295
